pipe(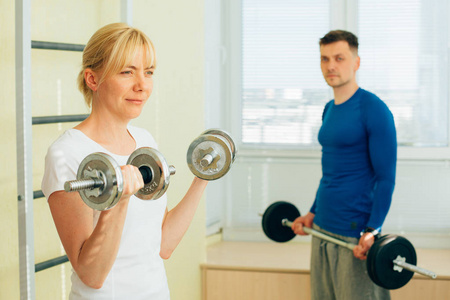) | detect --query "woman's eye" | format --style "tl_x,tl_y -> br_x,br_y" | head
122,70 -> 132,74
